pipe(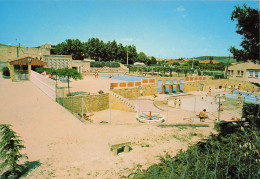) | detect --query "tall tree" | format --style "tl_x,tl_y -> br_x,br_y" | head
229,4 -> 259,63
55,39 -> 85,60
